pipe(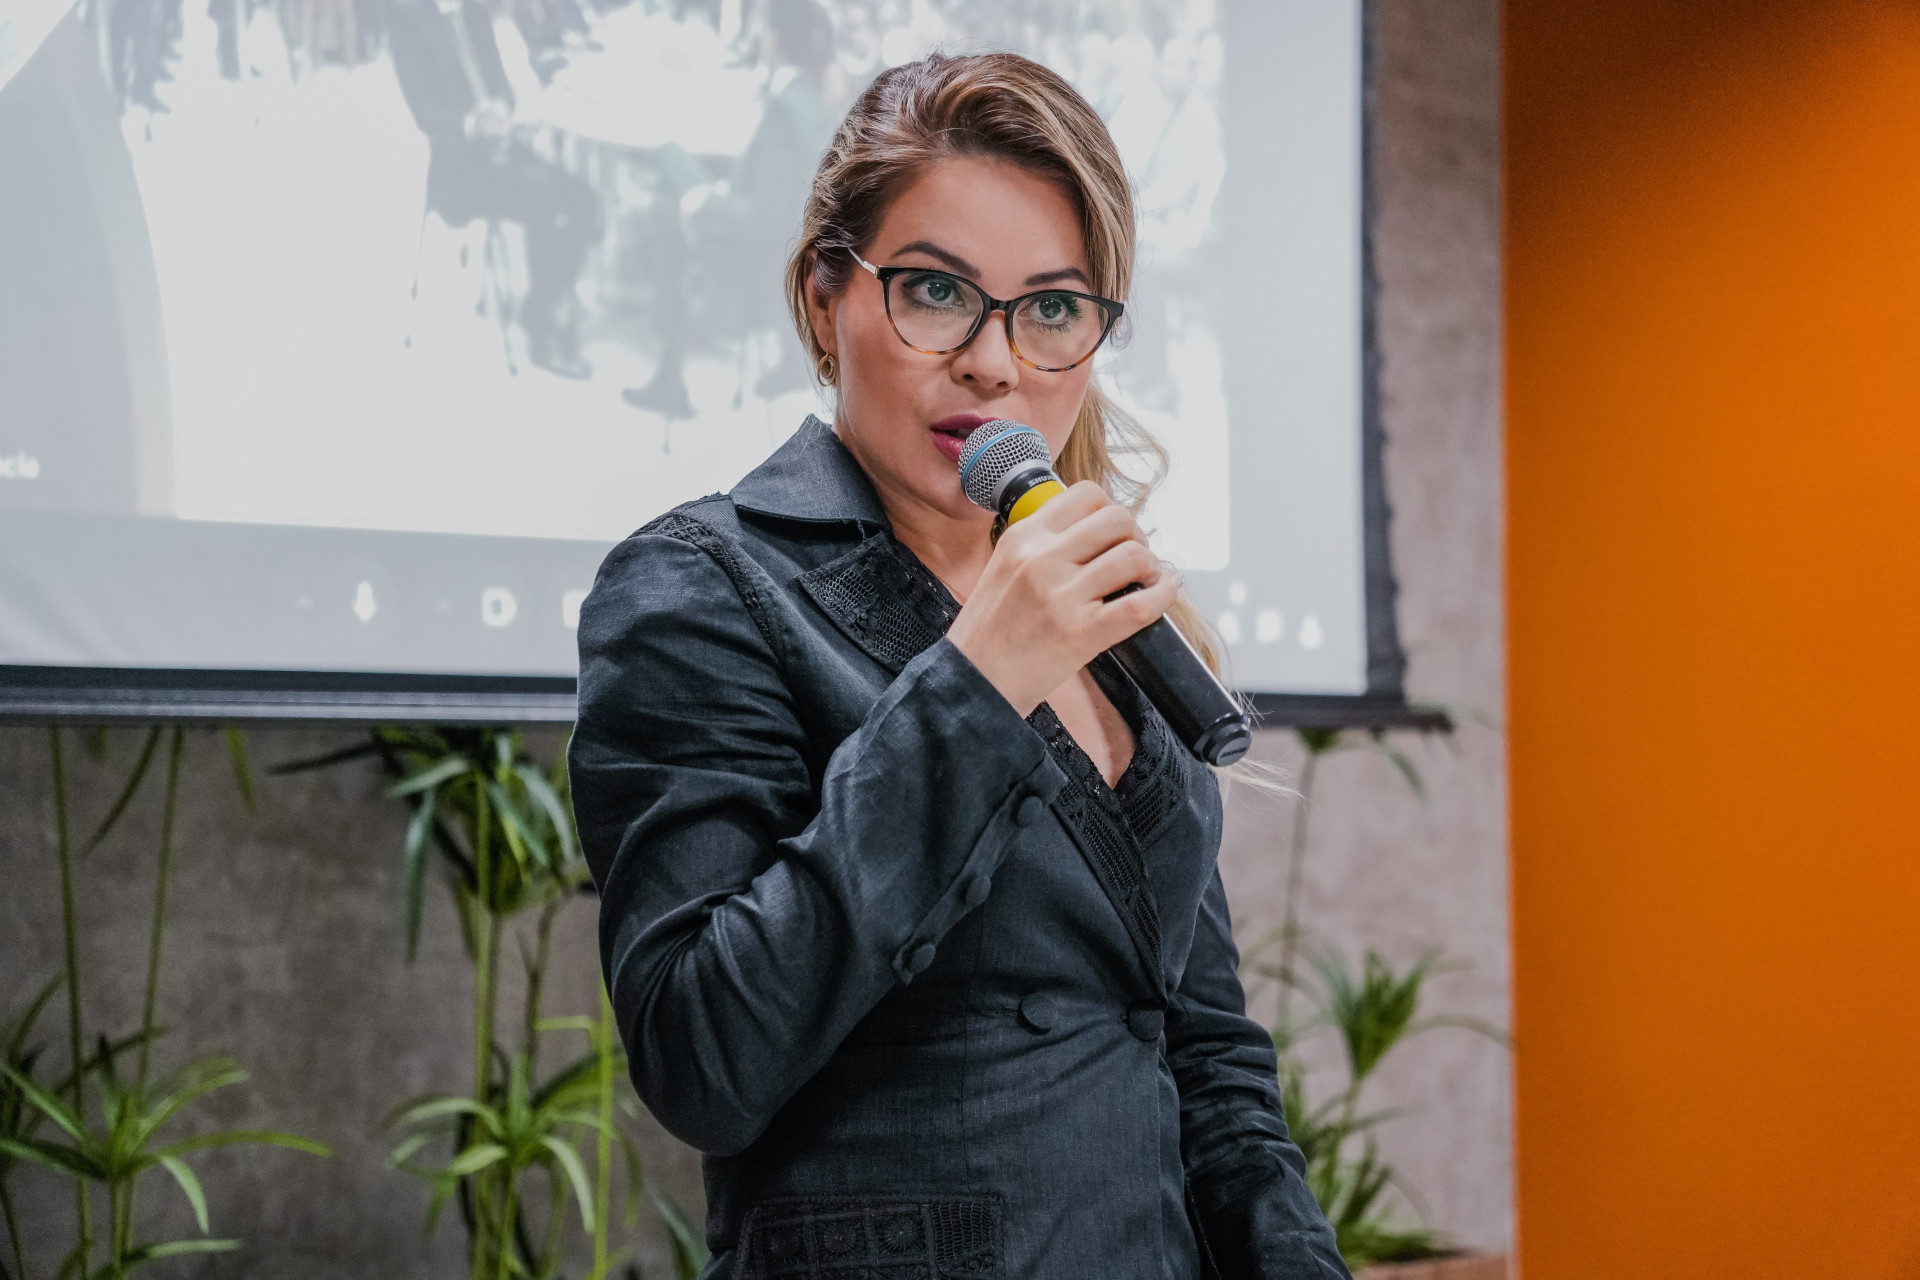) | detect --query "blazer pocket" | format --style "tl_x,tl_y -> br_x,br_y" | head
732,1194 -> 1002,1279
